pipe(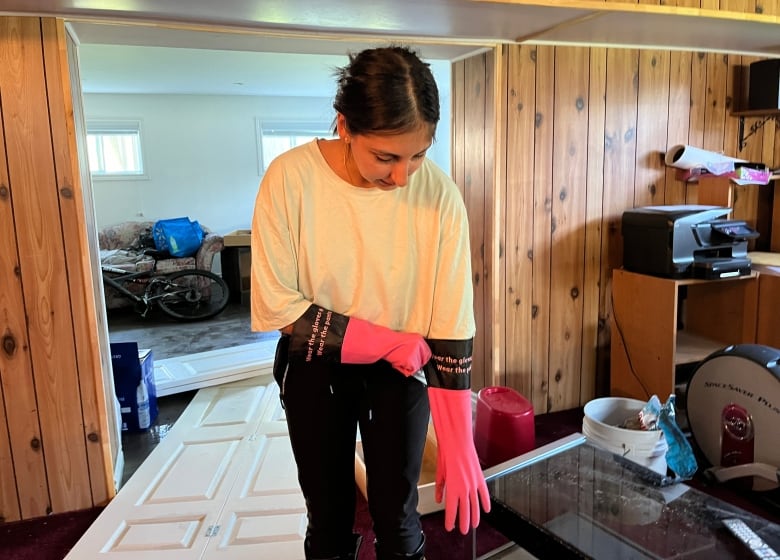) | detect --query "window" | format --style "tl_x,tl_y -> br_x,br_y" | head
86,121 -> 146,179
257,120 -> 332,173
